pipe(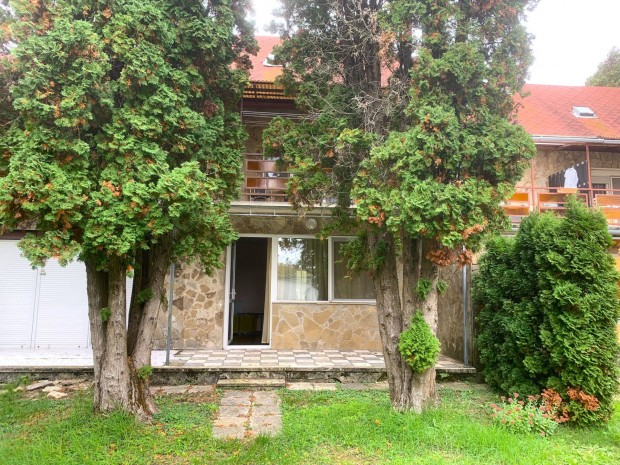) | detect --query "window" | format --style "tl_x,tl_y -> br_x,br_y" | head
277,238 -> 328,301
275,237 -> 375,302
332,239 -> 375,300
